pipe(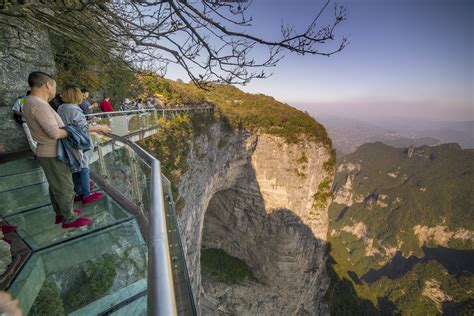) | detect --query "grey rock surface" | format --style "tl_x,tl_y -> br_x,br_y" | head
178,123 -> 333,315
0,17 -> 55,154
